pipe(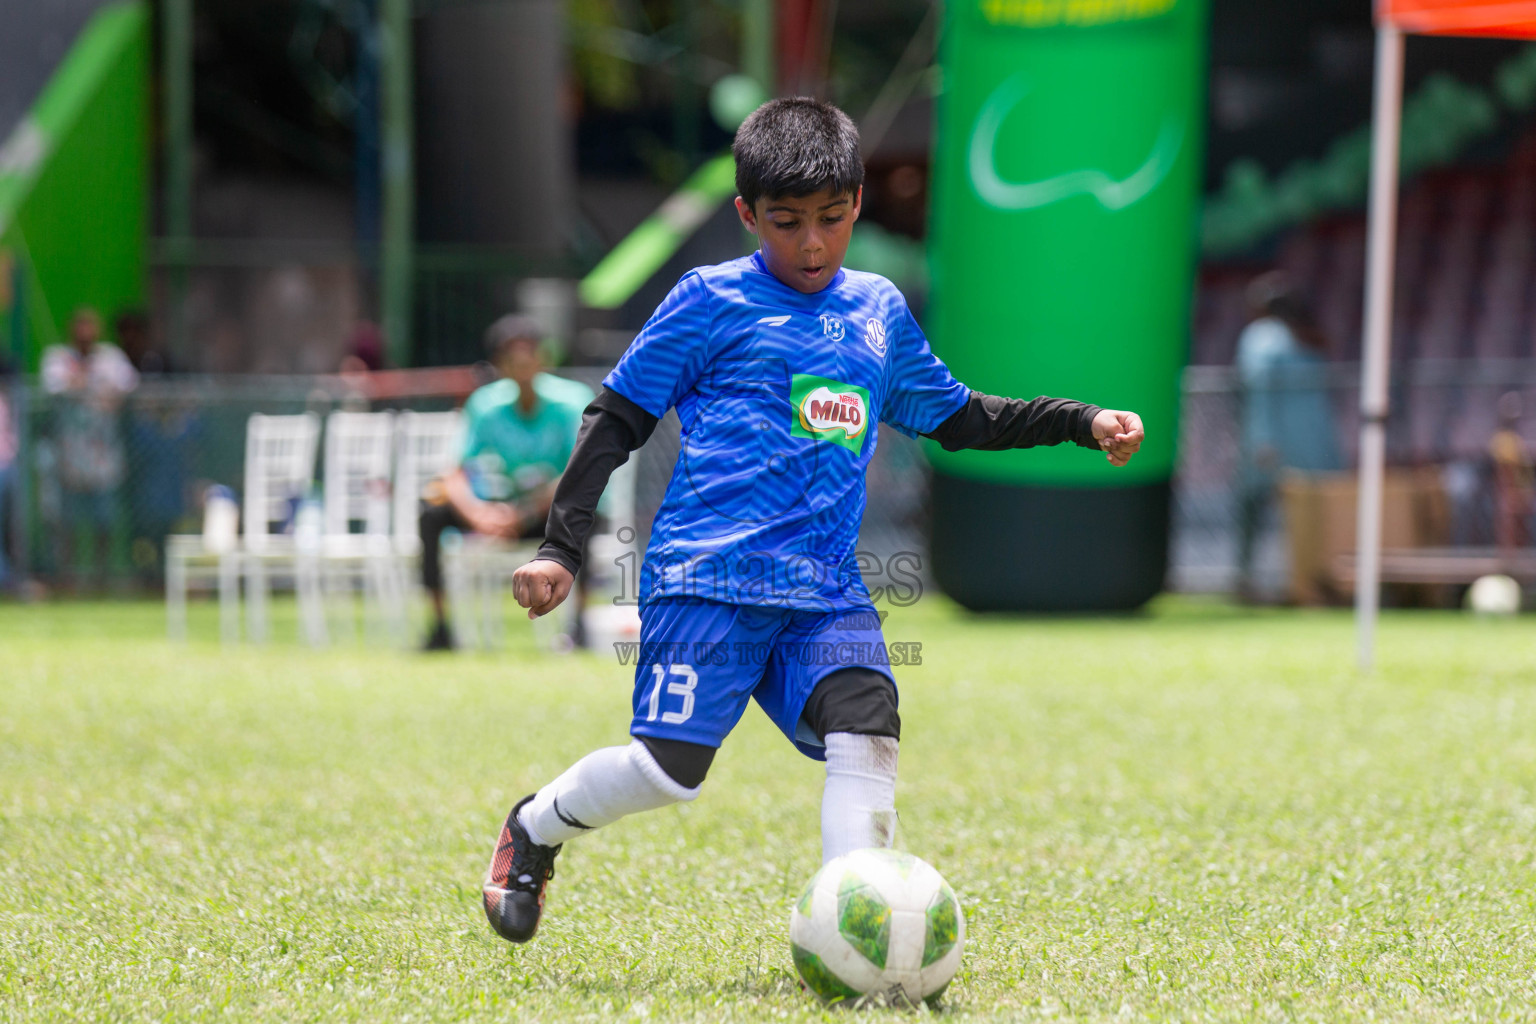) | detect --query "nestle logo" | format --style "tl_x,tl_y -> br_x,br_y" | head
801,387 -> 866,435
